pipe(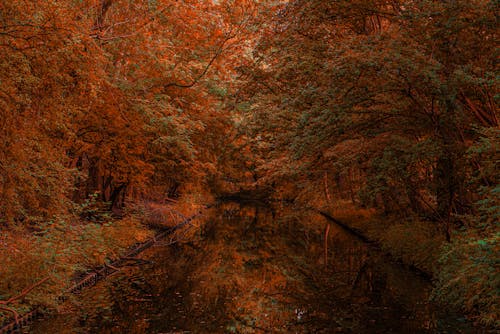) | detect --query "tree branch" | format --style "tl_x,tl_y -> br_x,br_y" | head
164,34 -> 235,89
0,306 -> 19,325
0,276 -> 50,306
